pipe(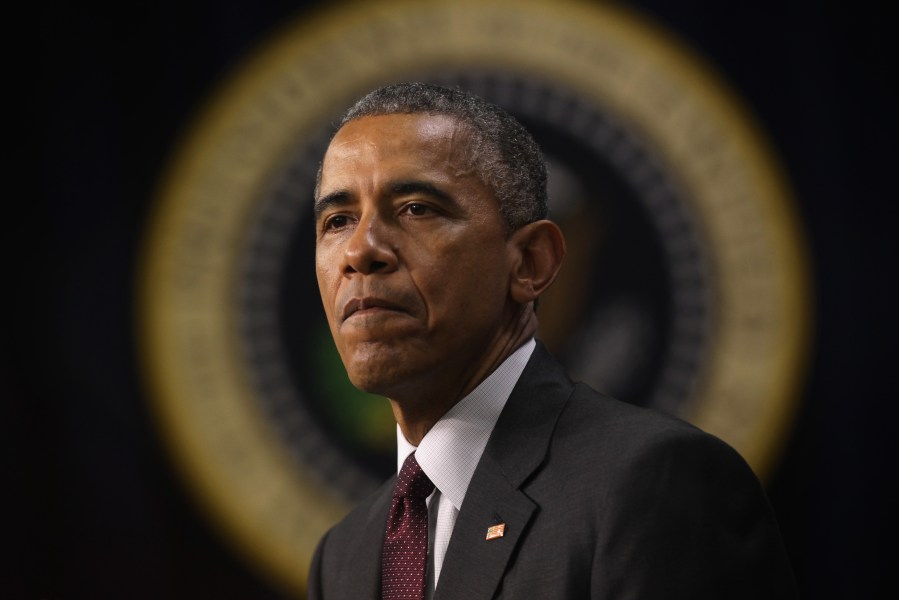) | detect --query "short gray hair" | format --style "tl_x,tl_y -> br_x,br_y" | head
321,82 -> 548,233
